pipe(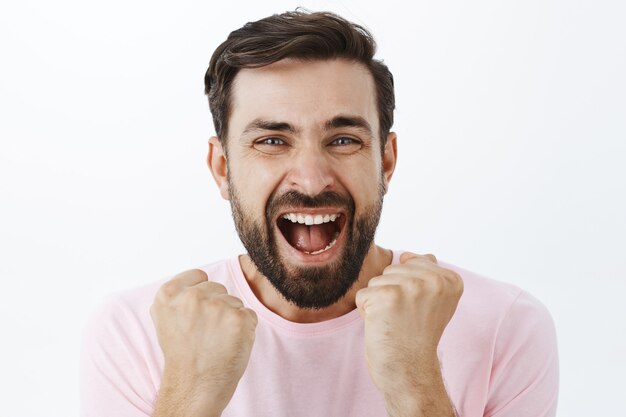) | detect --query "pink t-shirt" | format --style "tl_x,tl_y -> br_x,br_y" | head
80,251 -> 559,416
